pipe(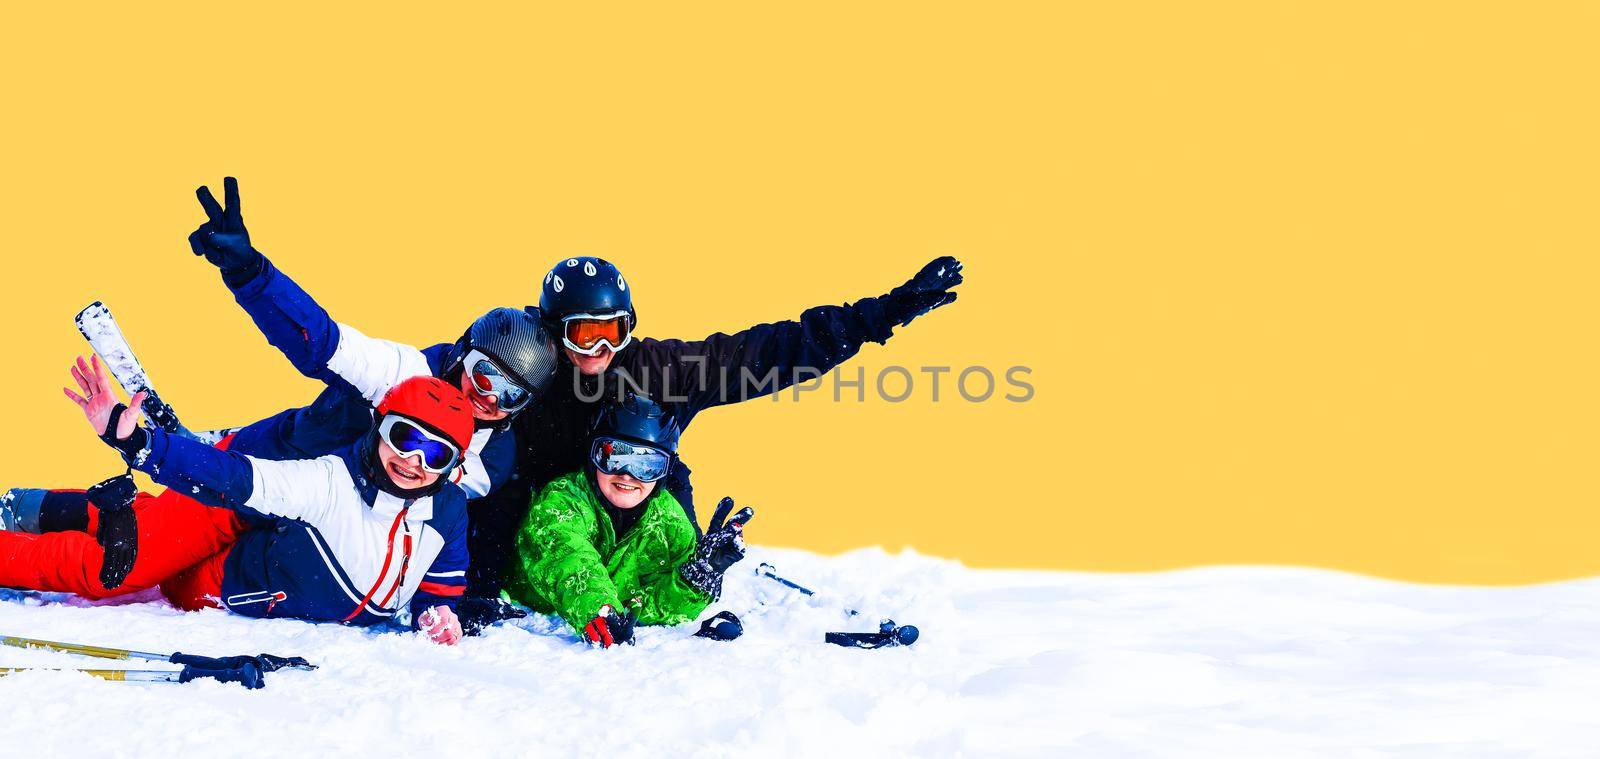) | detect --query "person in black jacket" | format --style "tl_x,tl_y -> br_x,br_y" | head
464,255 -> 964,597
